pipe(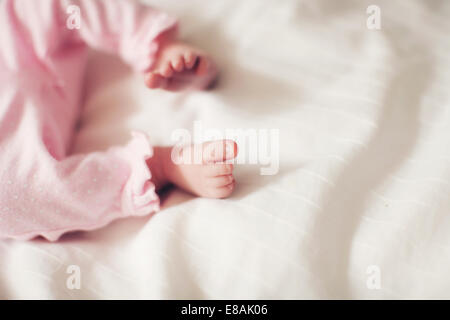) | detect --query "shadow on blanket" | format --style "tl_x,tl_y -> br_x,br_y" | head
301,38 -> 433,297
